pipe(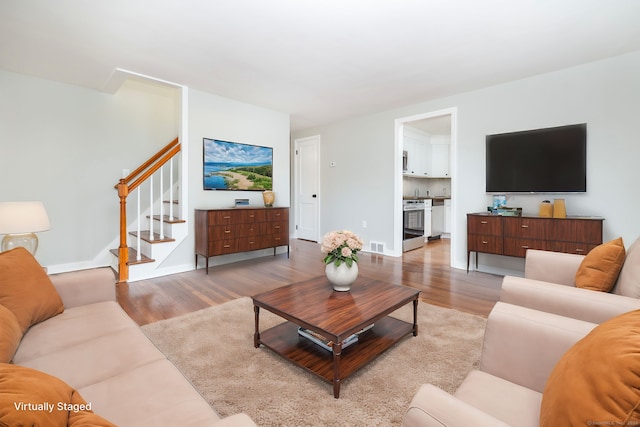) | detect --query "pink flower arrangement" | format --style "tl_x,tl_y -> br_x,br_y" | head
321,230 -> 363,267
